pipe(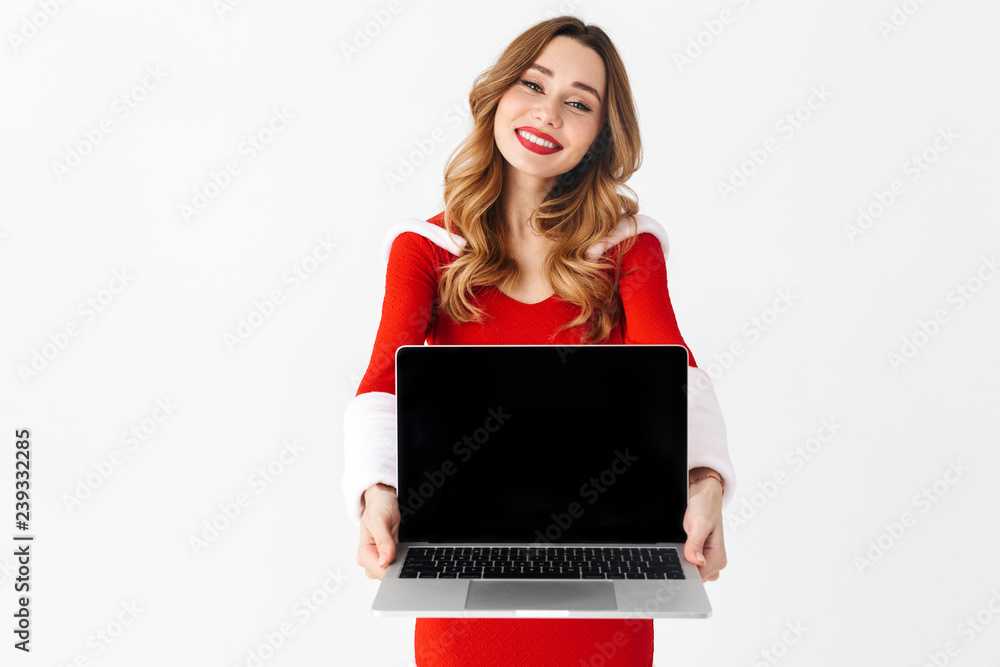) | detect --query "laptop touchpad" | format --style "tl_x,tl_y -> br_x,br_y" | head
466,581 -> 617,611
